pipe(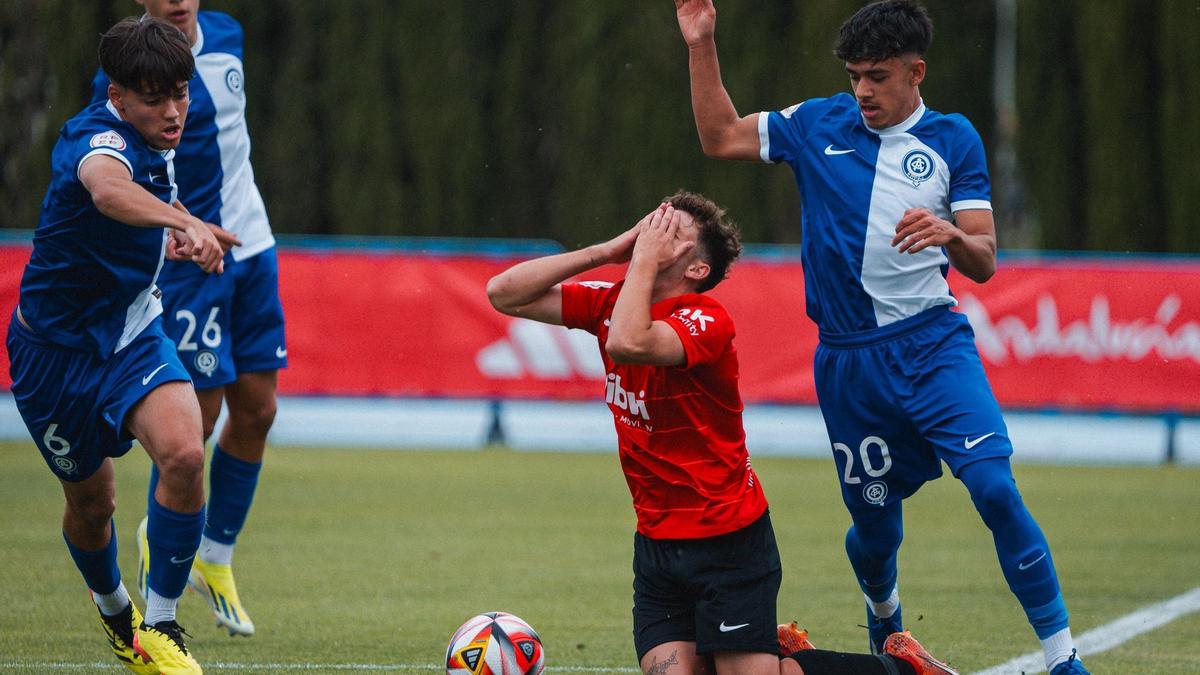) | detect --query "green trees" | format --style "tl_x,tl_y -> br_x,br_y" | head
1,1 -> 1195,252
